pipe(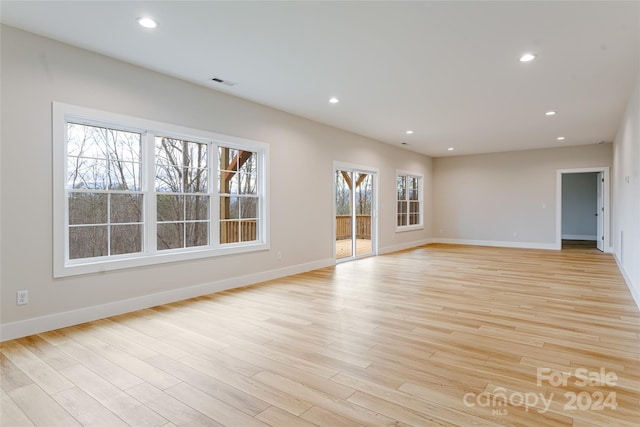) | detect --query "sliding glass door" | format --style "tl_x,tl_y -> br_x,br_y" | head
335,165 -> 376,261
